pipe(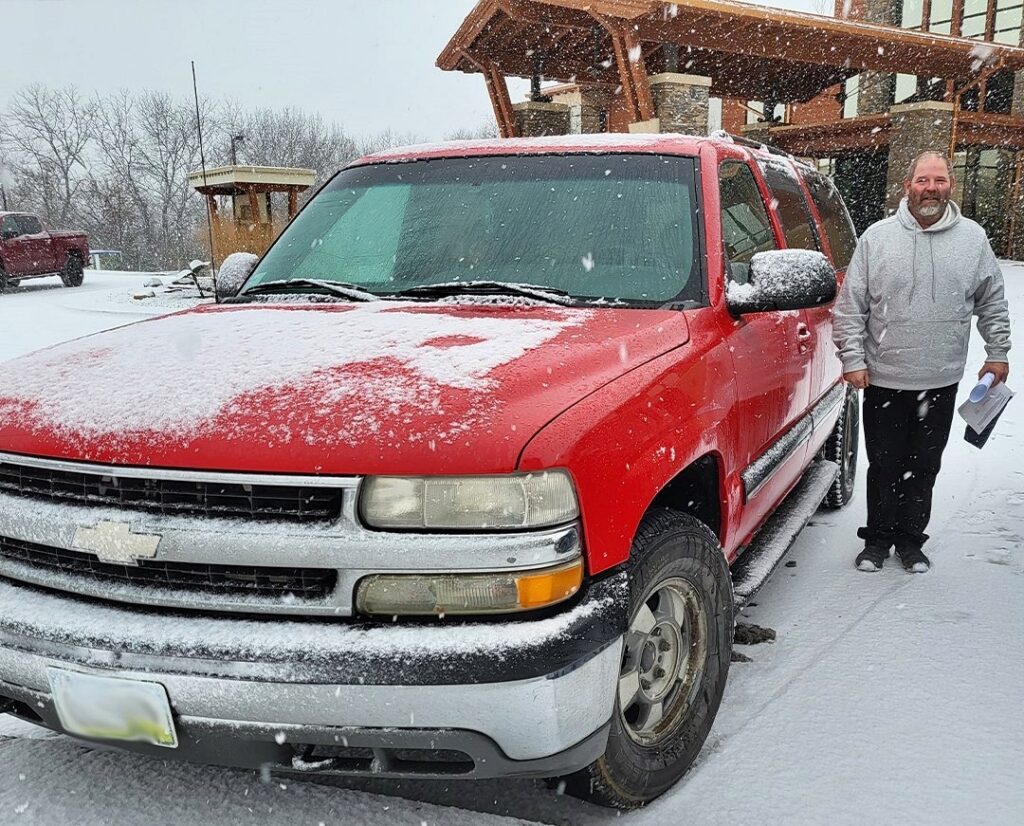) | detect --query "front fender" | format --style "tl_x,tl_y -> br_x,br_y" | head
517,318 -> 737,574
